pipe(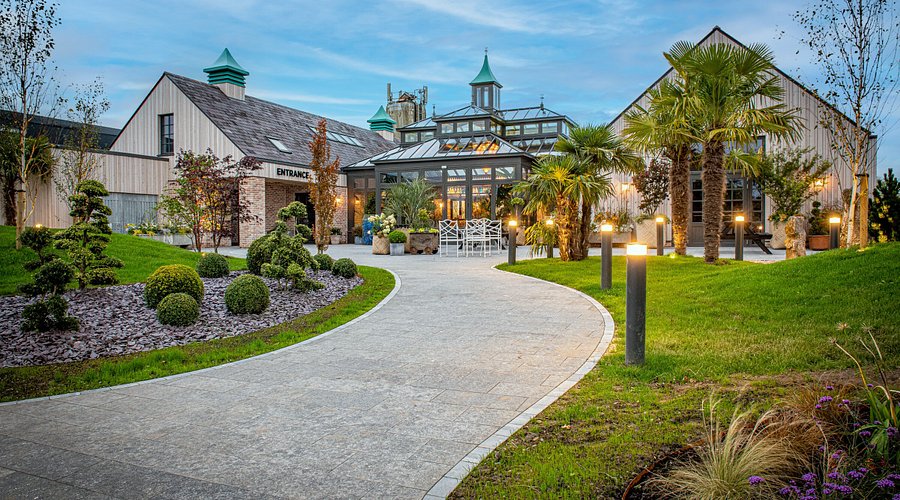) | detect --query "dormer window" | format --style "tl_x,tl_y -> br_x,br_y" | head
268,137 -> 292,154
